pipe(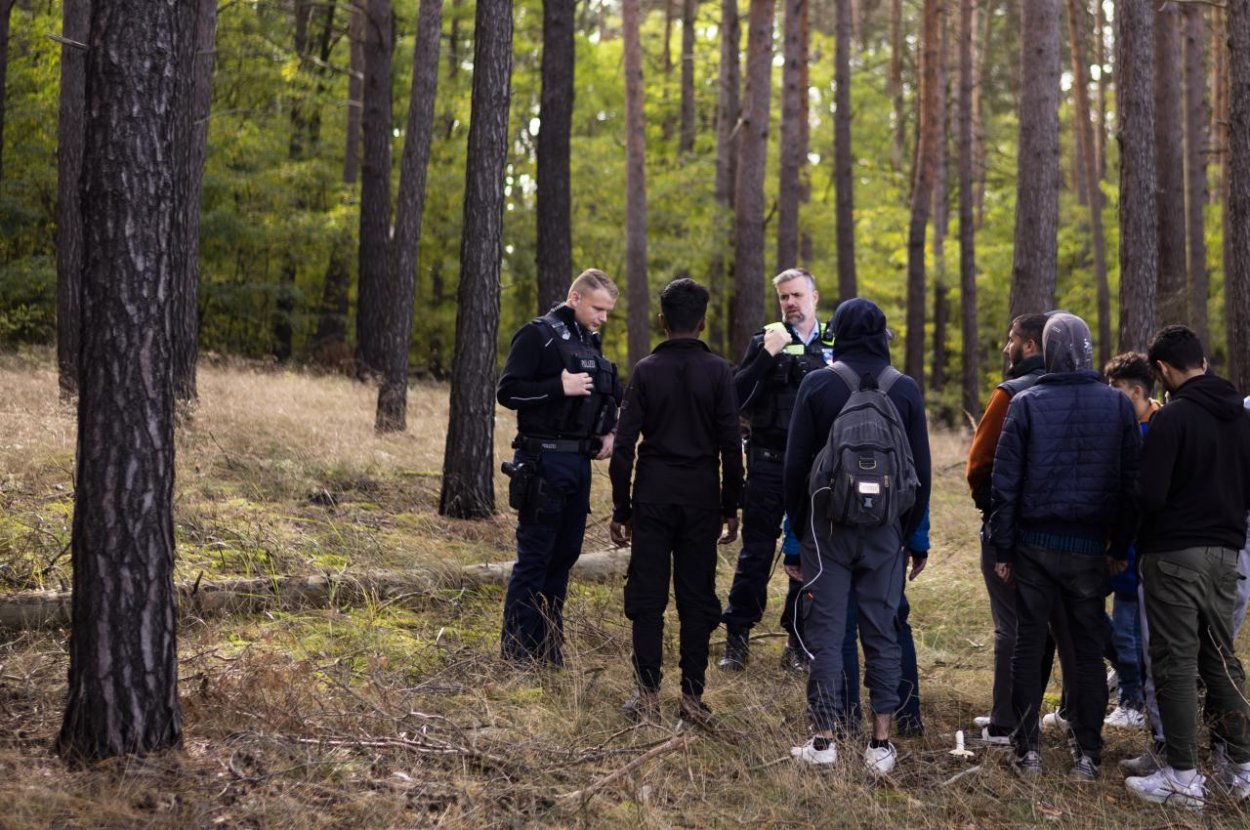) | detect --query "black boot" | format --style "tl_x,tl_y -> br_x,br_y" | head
718,629 -> 749,671
780,634 -> 810,674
